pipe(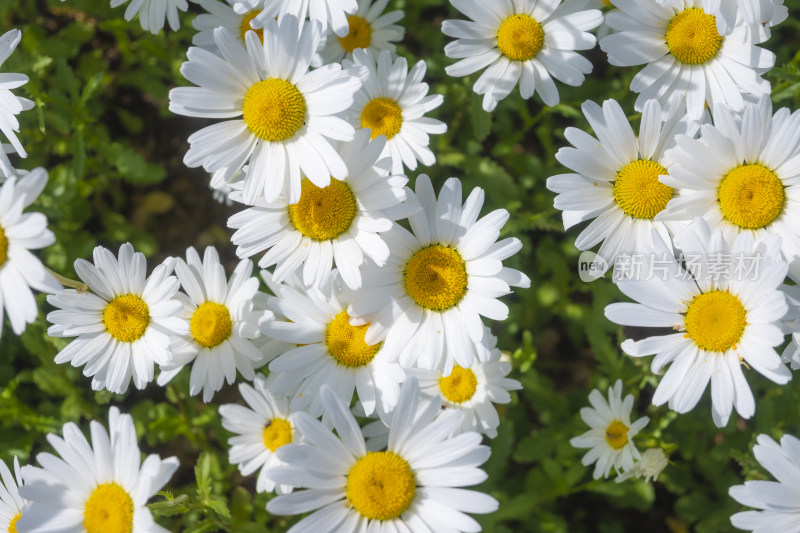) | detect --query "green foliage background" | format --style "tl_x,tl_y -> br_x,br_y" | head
2,0 -> 800,531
